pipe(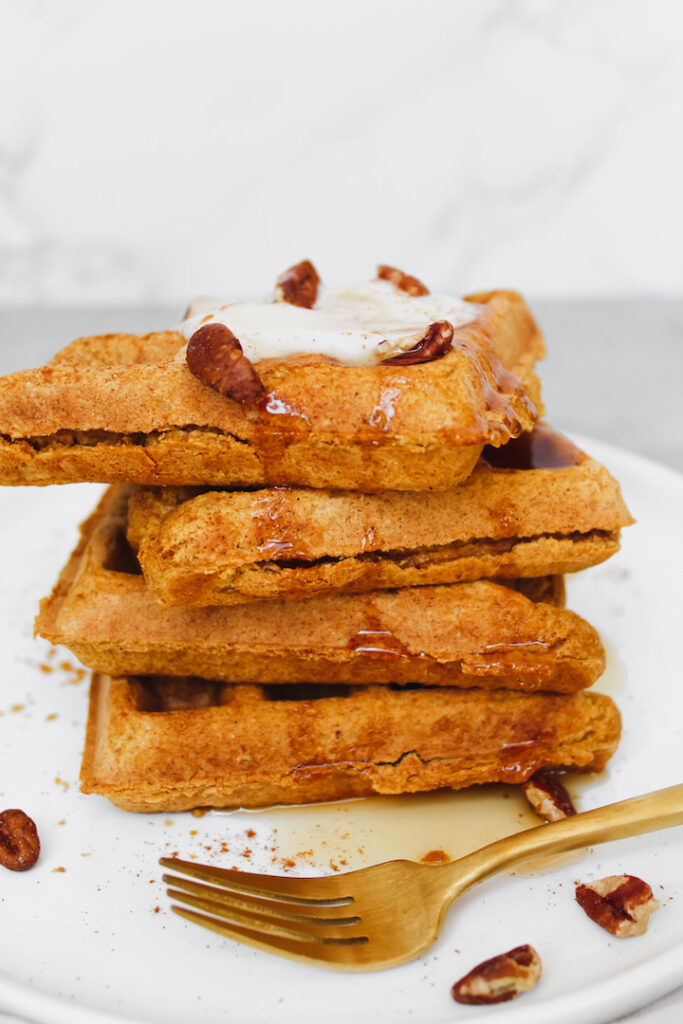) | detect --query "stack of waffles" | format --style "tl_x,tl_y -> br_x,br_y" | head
0,264 -> 632,812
